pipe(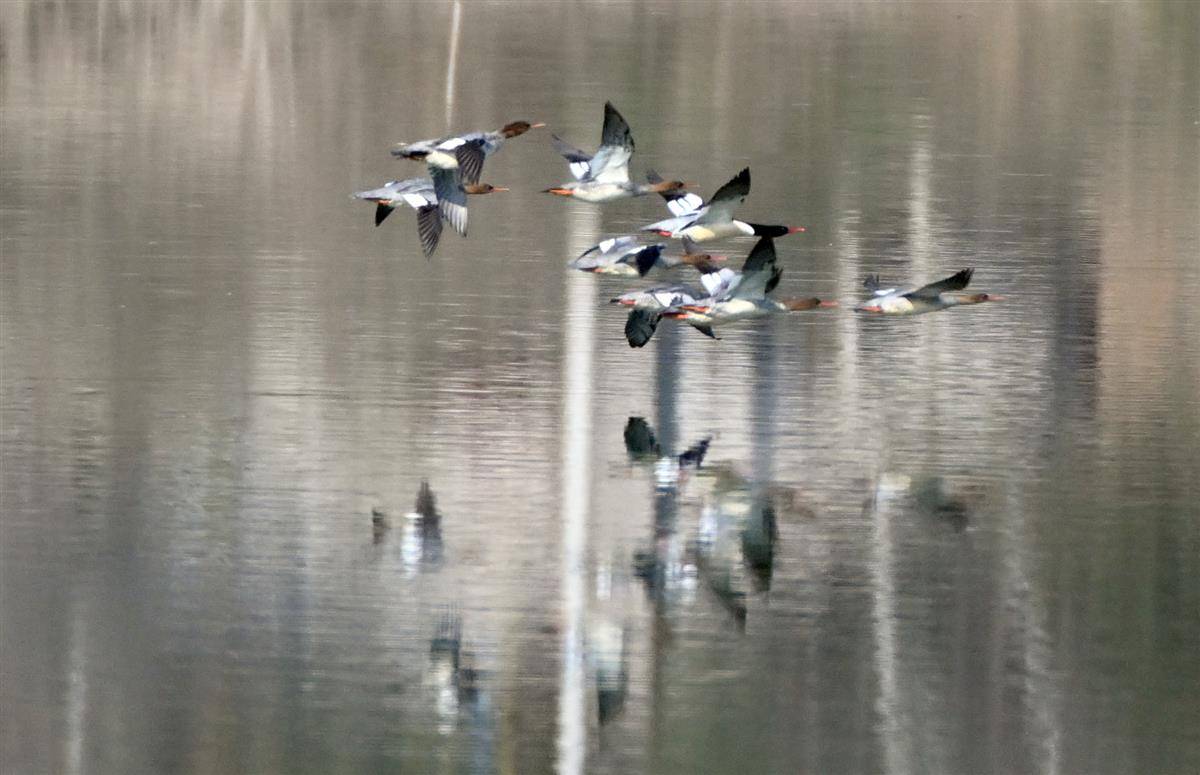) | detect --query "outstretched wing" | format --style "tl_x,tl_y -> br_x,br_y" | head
625,306 -> 661,348
728,236 -> 779,299
700,267 -> 739,298
585,102 -> 634,184
905,268 -> 973,300
454,140 -> 486,186
640,212 -> 702,235
863,274 -> 898,297
577,235 -> 641,260
552,134 -> 593,180
429,165 -> 468,237
416,204 -> 443,257
694,167 -> 750,226
632,244 -> 665,277
648,169 -> 705,216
